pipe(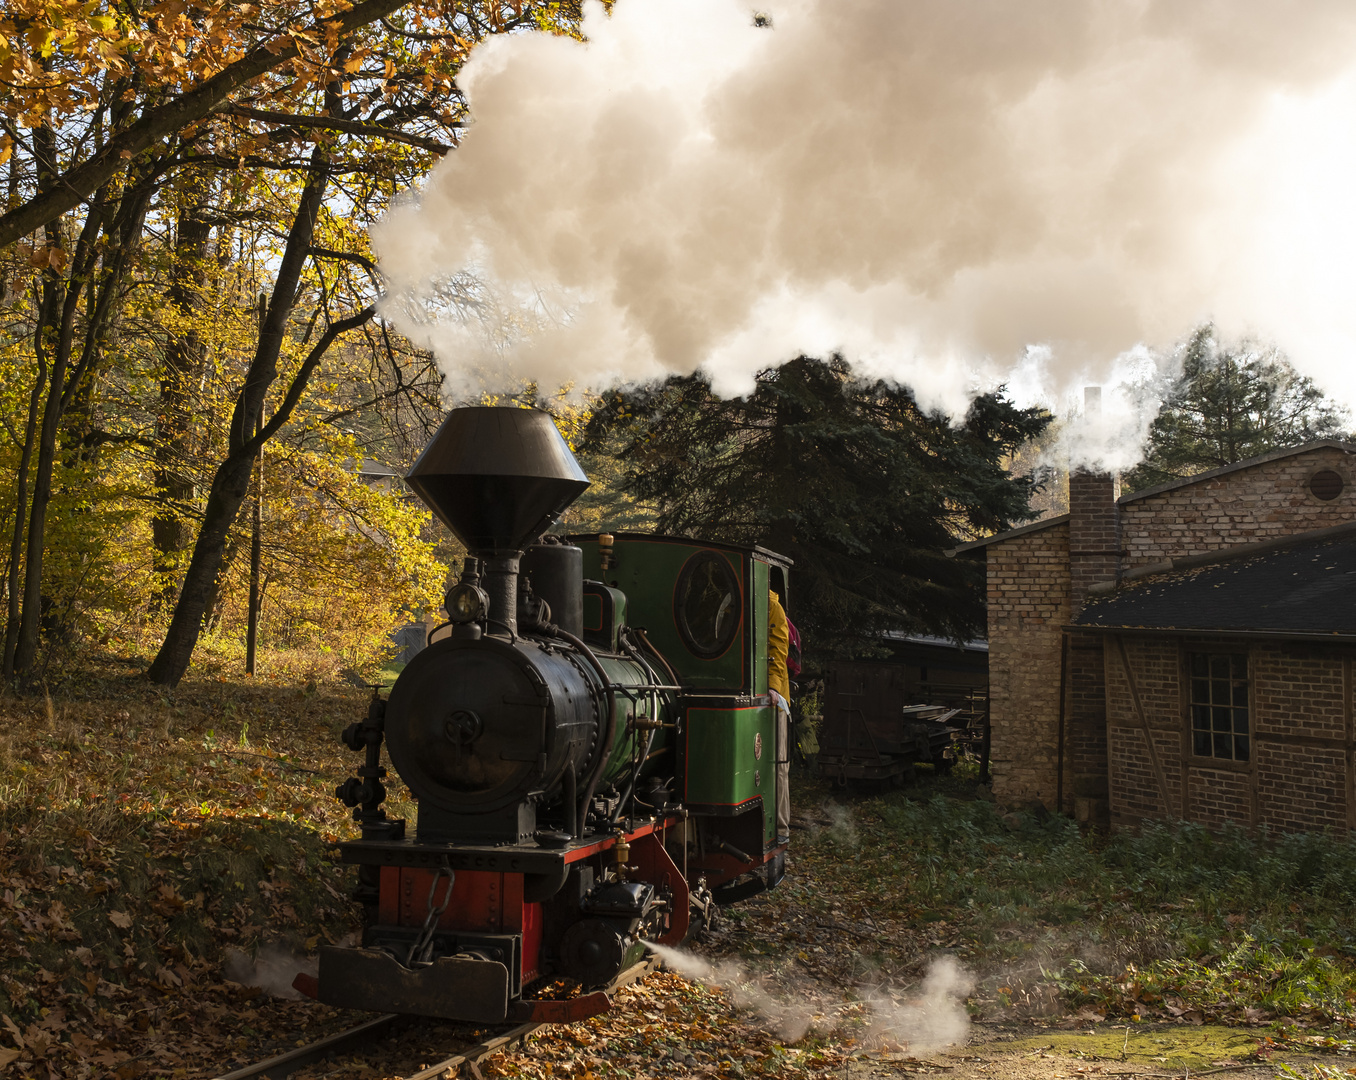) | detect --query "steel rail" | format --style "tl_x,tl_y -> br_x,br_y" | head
212,1012 -> 408,1080
211,957 -> 660,1080
403,1020 -> 542,1080
405,958 -> 658,1080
